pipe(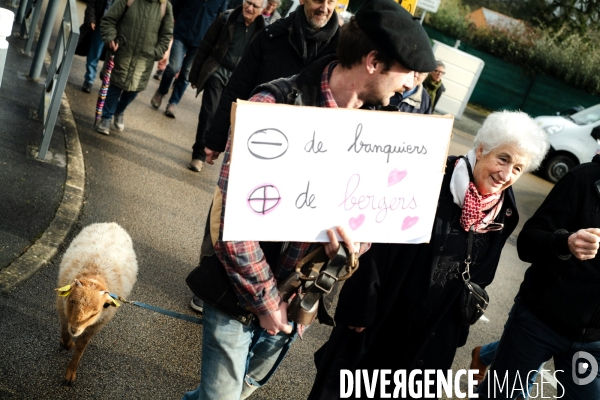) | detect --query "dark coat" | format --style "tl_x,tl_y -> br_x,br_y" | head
171,0 -> 228,46
203,7 -> 339,152
430,82 -> 445,112
399,85 -> 432,114
188,7 -> 265,94
100,0 -> 174,92
253,54 -> 336,106
84,0 -> 110,25
518,155 -> 600,341
385,85 -> 432,114
308,156 -> 519,400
